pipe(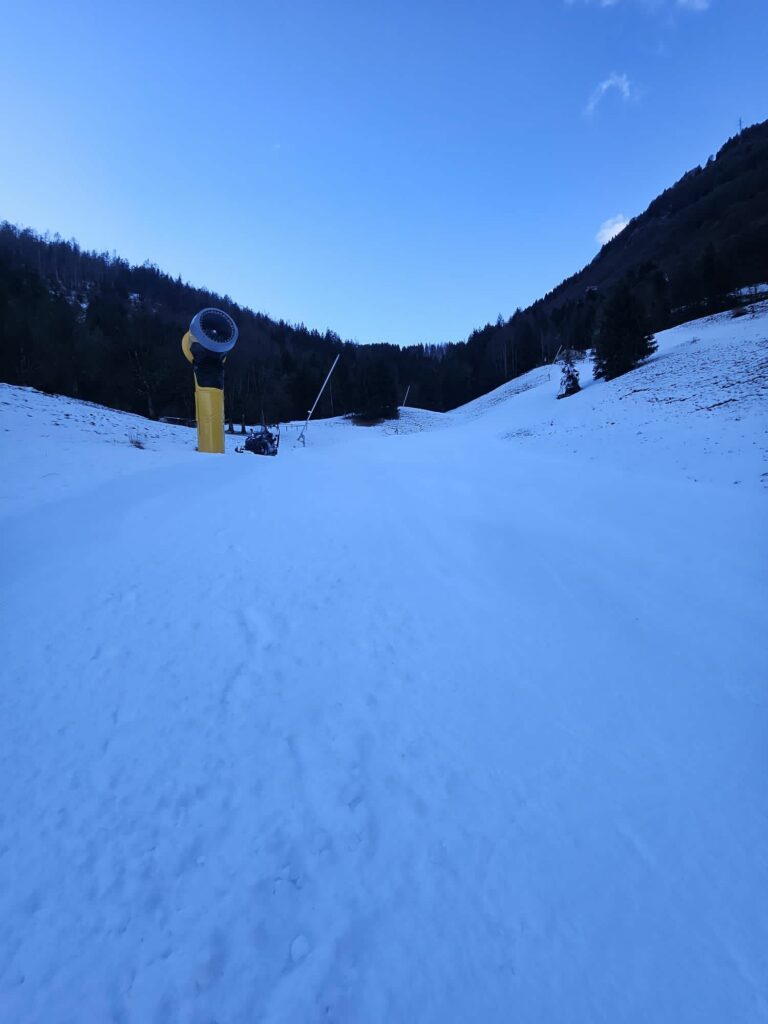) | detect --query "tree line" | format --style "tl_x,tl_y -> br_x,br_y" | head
1,122 -> 766,424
